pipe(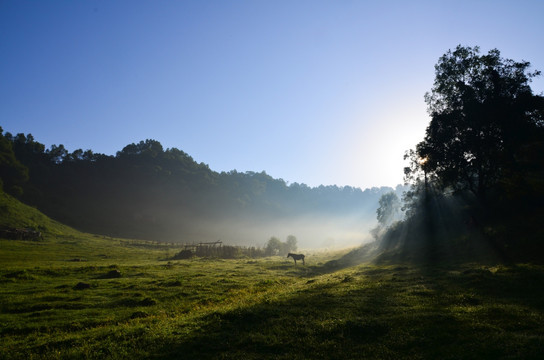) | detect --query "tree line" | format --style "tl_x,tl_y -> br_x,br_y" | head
0,131 -> 396,244
375,45 -> 544,263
